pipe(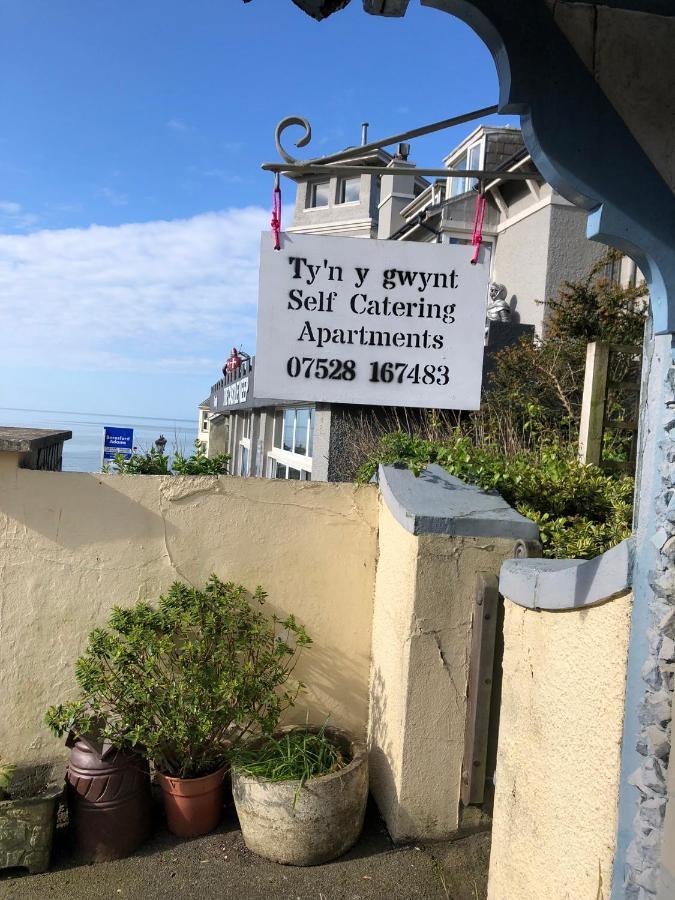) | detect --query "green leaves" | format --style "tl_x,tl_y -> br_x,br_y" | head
103,440 -> 230,476
0,757 -> 15,796
231,727 -> 346,805
44,576 -> 311,779
172,440 -> 230,475
359,430 -> 632,561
